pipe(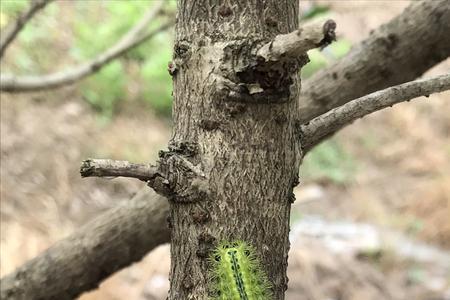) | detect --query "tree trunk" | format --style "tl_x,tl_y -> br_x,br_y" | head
164,1 -> 302,299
